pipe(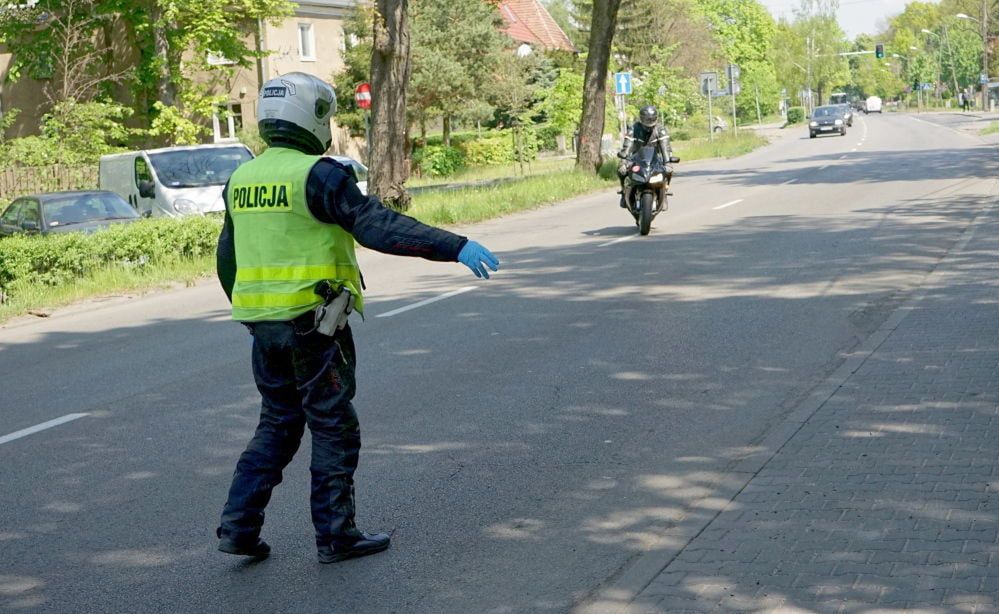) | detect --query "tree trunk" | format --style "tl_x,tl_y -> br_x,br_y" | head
575,0 -> 622,174
151,3 -> 176,107
442,114 -> 451,147
369,0 -> 412,210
